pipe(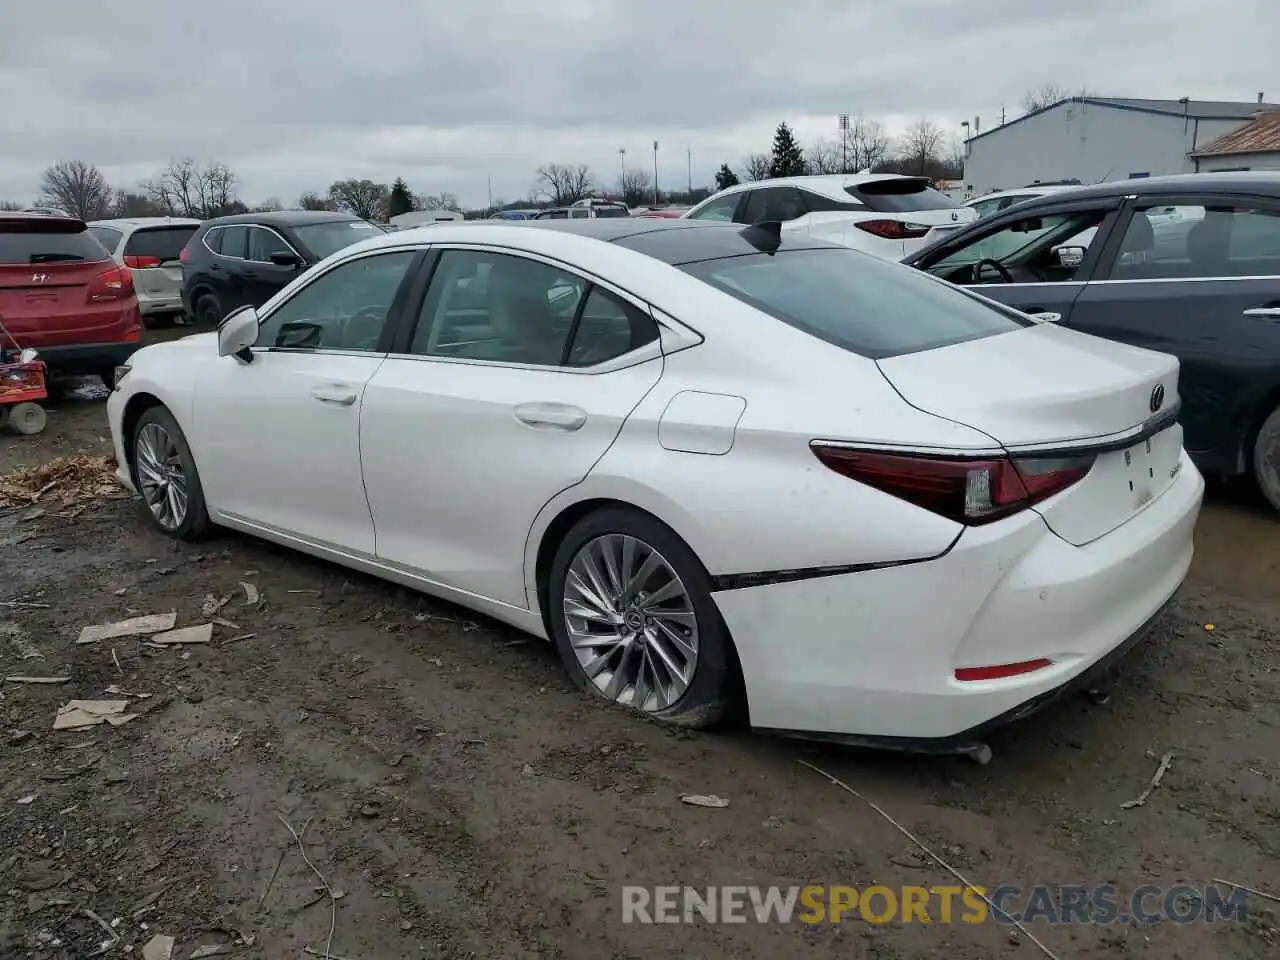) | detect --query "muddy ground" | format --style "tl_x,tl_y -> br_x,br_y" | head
1,355 -> 1278,959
